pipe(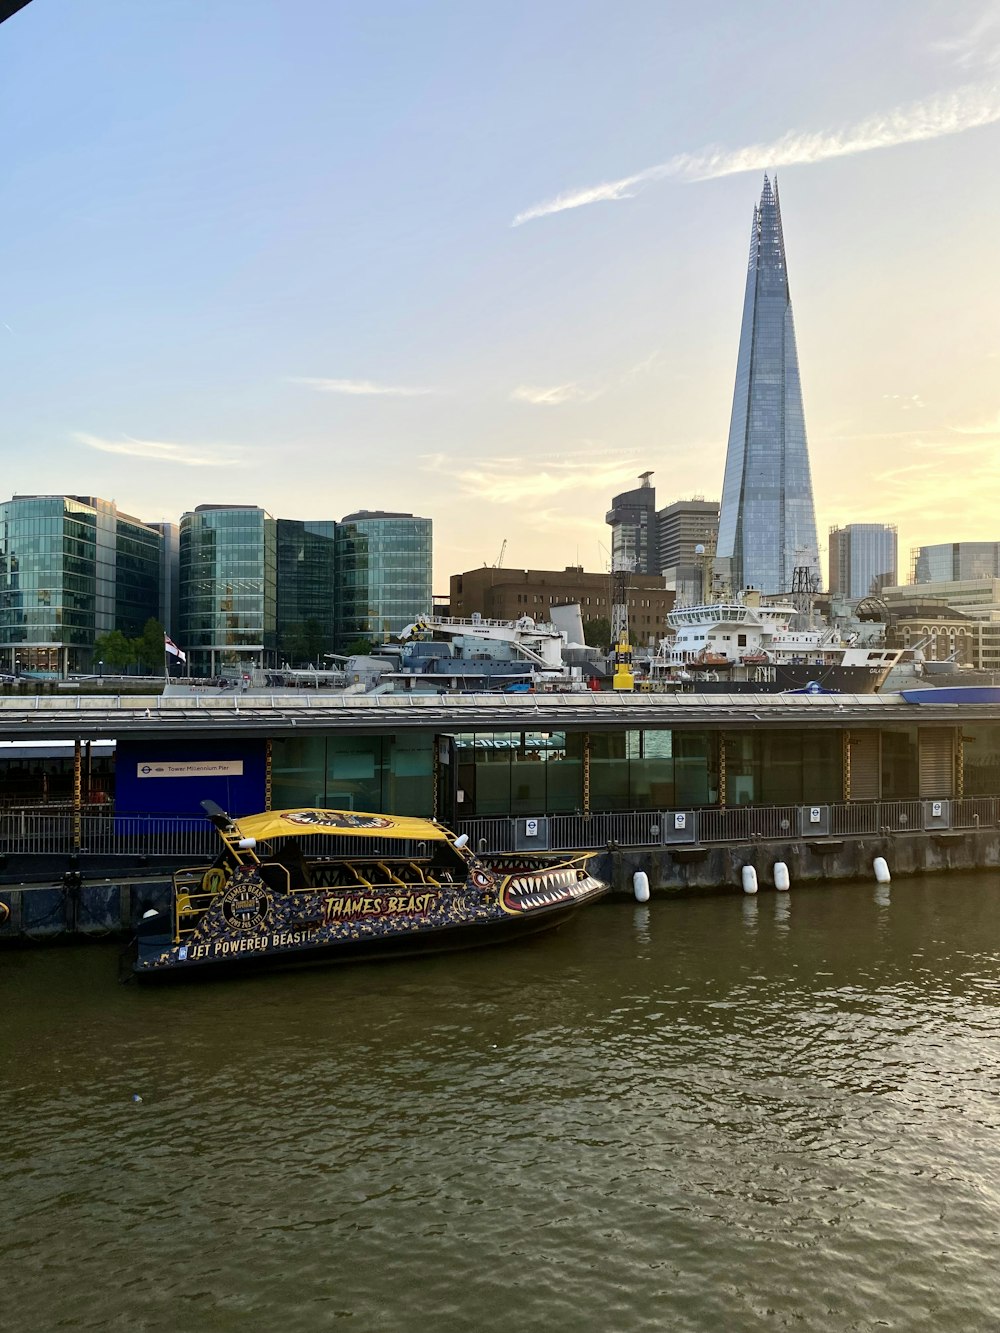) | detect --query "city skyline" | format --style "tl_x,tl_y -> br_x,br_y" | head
3,3 -> 1000,587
